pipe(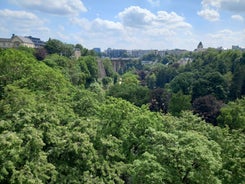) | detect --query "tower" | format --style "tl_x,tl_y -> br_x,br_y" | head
197,41 -> 203,50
